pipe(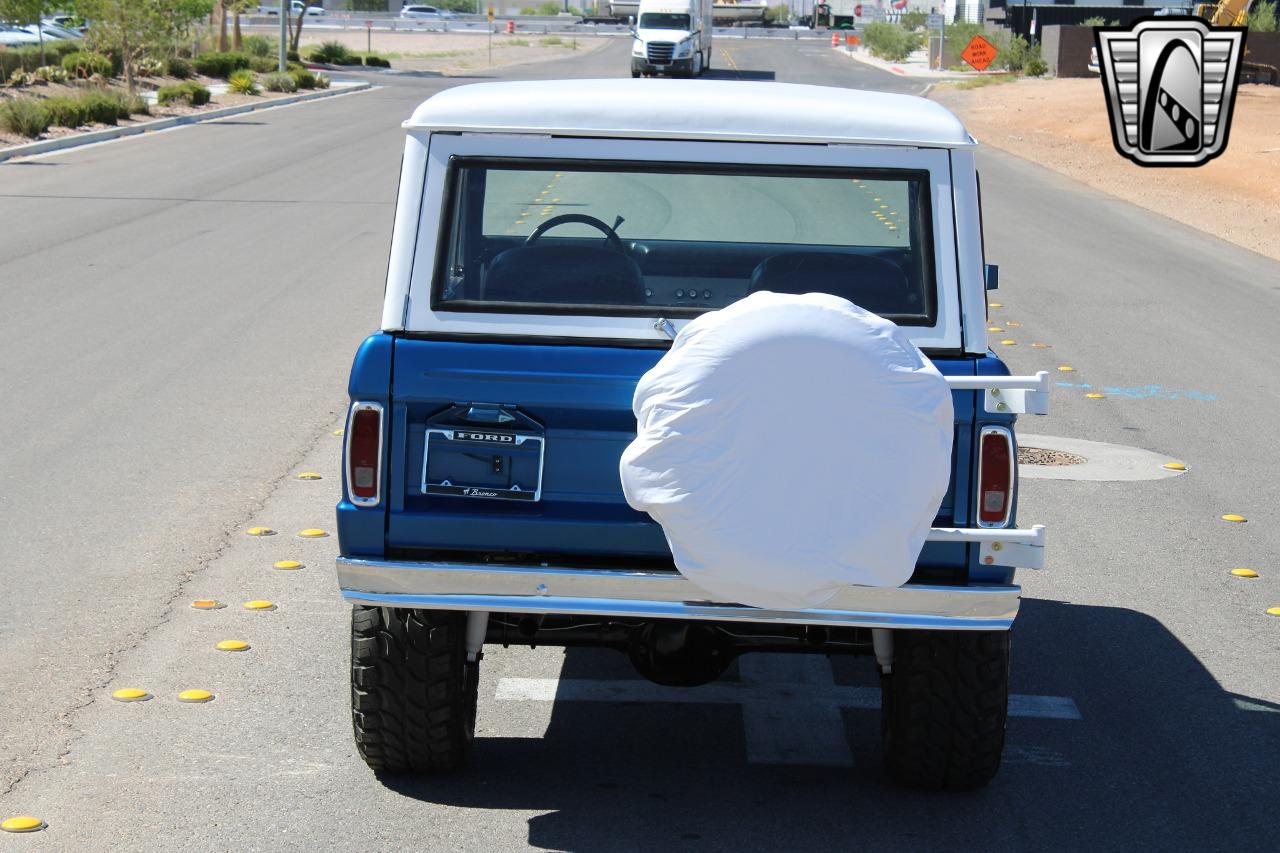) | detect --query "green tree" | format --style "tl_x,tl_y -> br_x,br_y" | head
72,0 -> 213,93
1249,0 -> 1278,32
0,0 -> 59,65
899,10 -> 926,30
